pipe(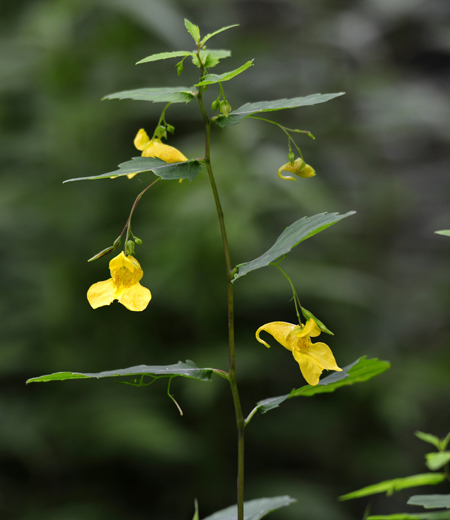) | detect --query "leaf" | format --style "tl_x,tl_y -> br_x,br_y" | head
136,50 -> 194,65
195,60 -> 254,86
426,453 -> 450,471
232,211 -> 355,281
201,496 -> 295,520
200,24 -> 239,46
301,307 -> 333,335
416,432 -> 442,451
408,496 -> 450,509
215,92 -> 346,127
442,433 -> 450,451
103,87 -> 198,104
368,514 -> 450,520
185,19 -> 200,43
339,474 -> 446,501
435,230 -> 450,237
27,360 -> 213,384
63,157 -> 203,183
192,49 -> 231,69
193,499 -> 199,520
251,357 -> 390,416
